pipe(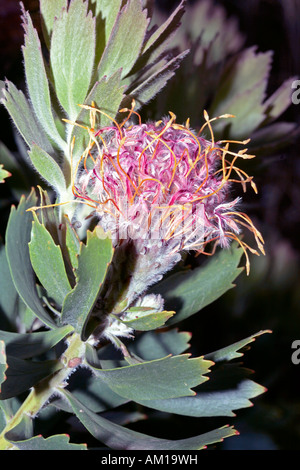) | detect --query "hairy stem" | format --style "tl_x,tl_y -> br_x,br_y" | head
0,332 -> 85,450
